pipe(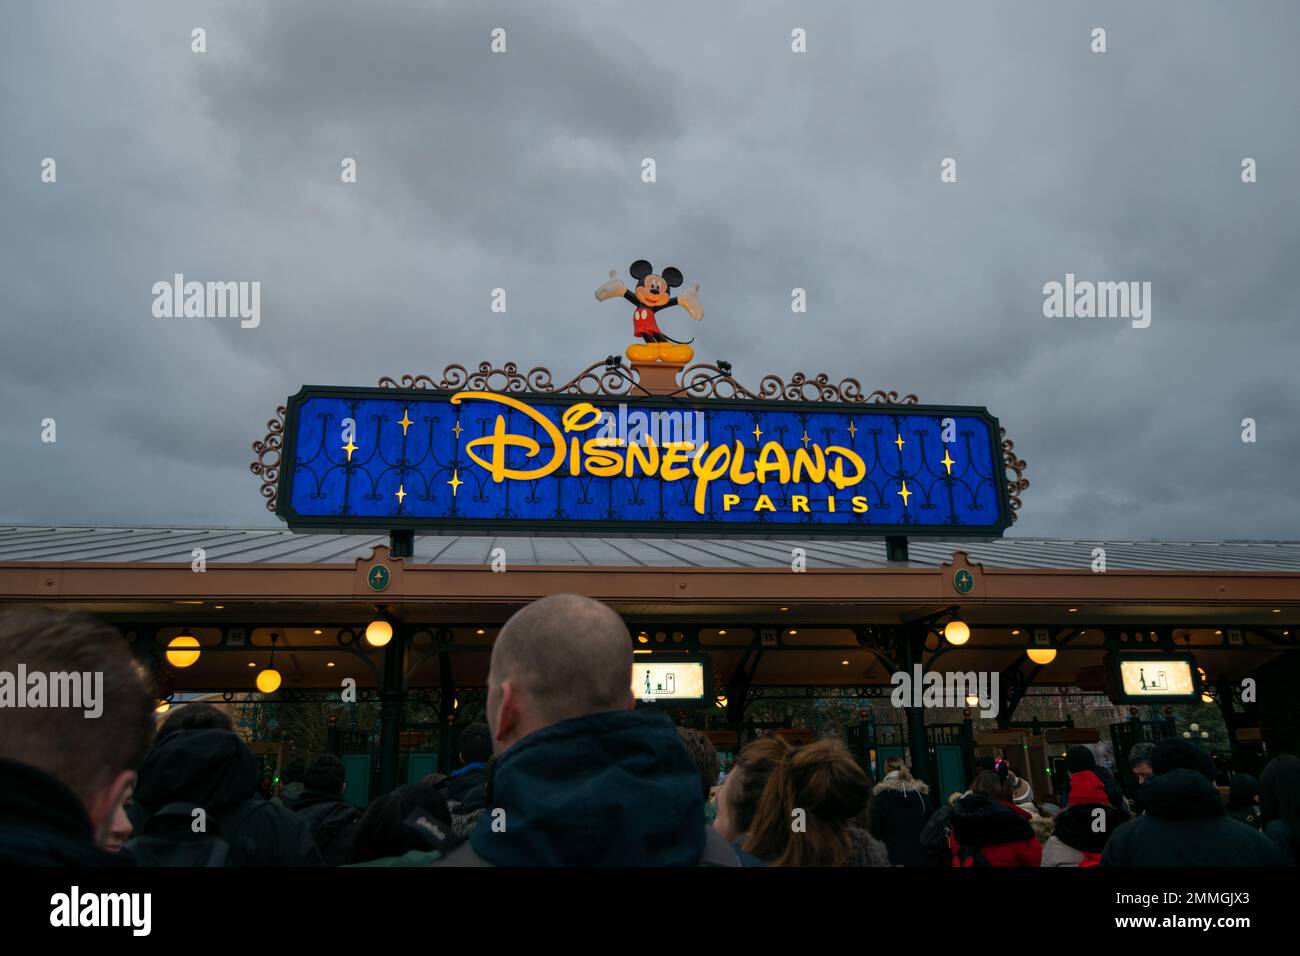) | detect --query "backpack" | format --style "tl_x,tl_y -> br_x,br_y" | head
918,804 -> 955,866
126,799 -> 261,867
